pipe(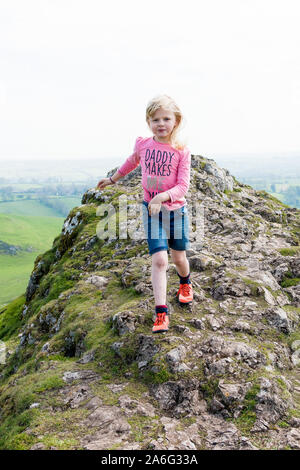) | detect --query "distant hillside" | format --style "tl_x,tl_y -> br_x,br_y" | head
213,152 -> 300,179
214,153 -> 300,208
0,159 -> 107,183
